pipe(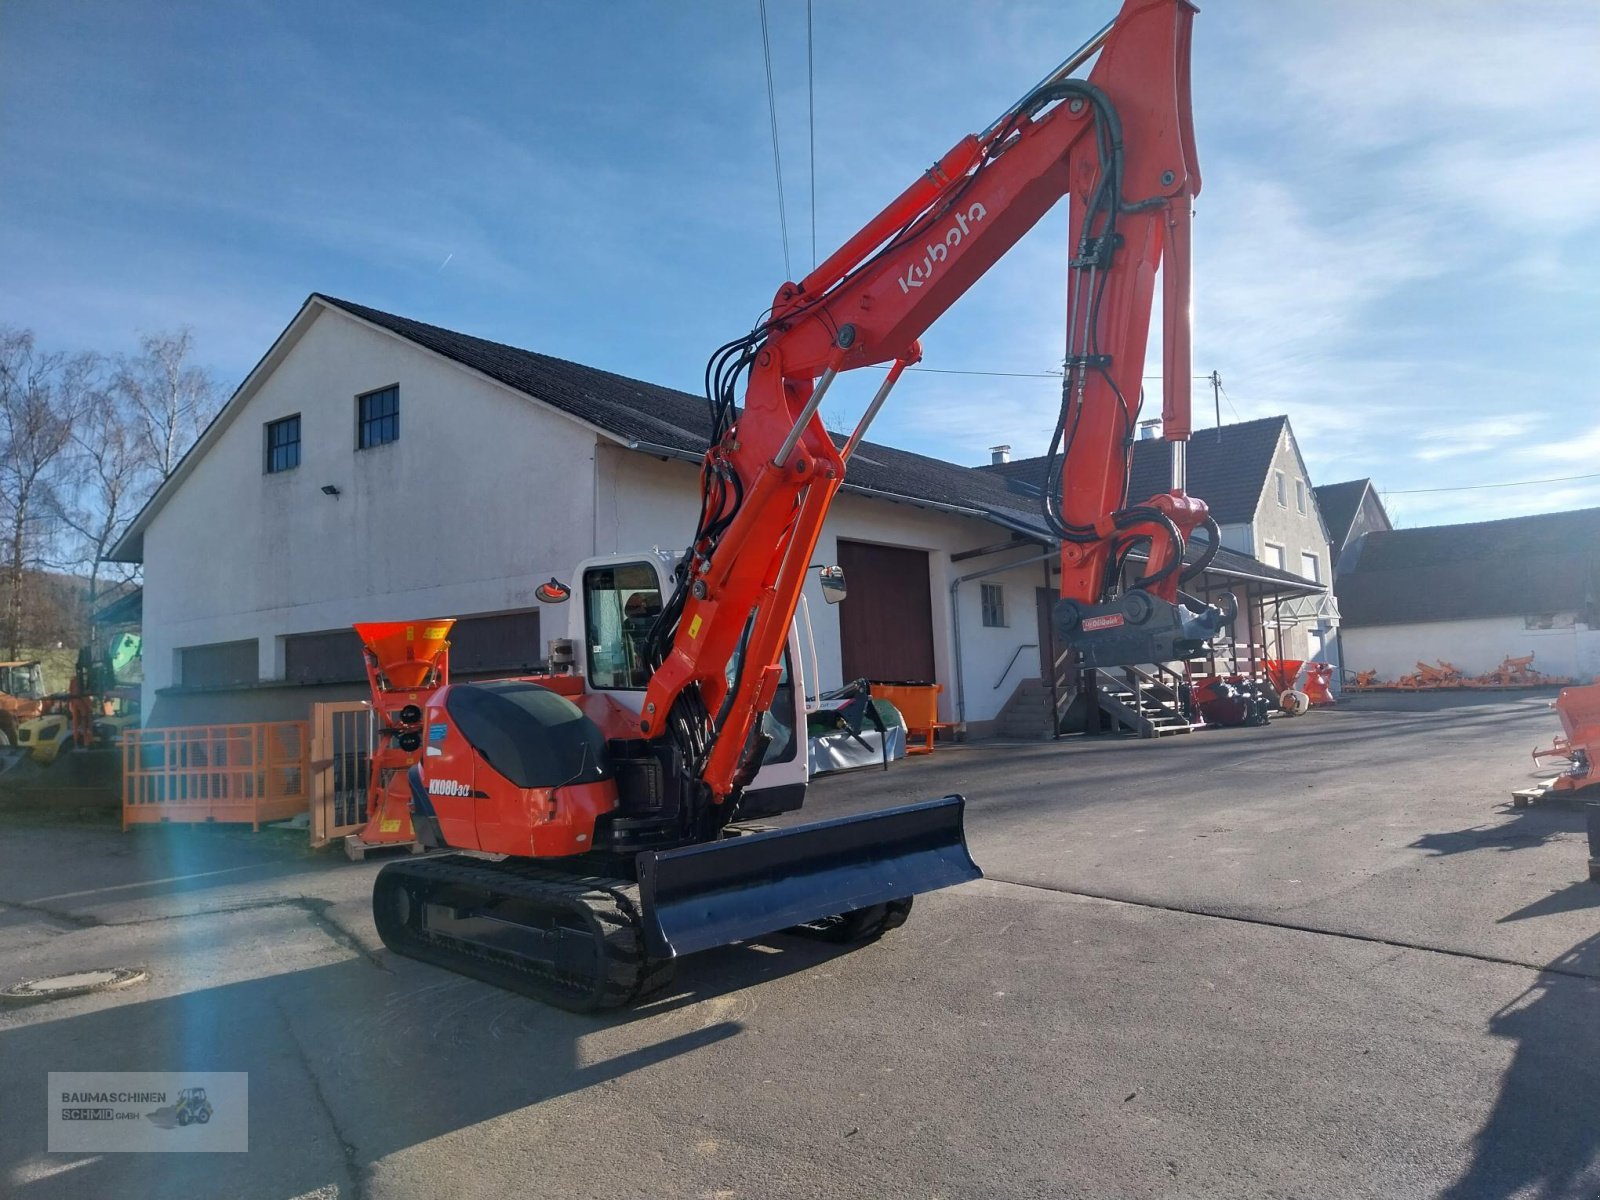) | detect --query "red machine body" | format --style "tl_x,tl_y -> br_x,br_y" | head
356,622 -> 638,856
